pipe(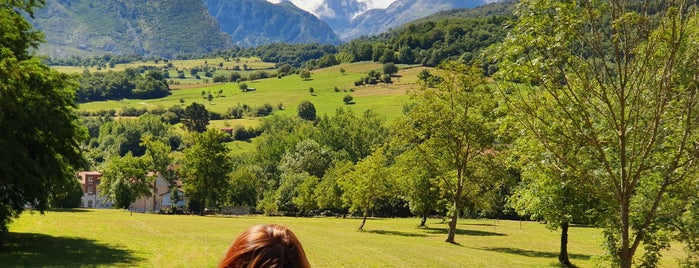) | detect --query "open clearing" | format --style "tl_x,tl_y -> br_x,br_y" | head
2,209 -> 685,267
